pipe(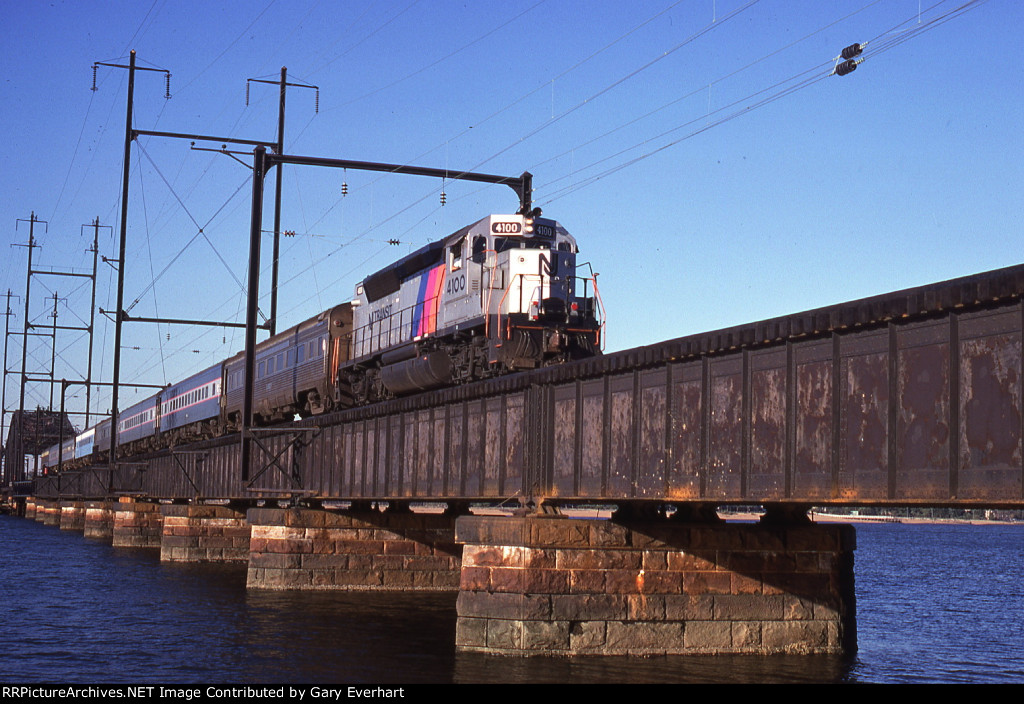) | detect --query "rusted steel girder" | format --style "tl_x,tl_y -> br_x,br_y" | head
35,263 -> 1024,507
